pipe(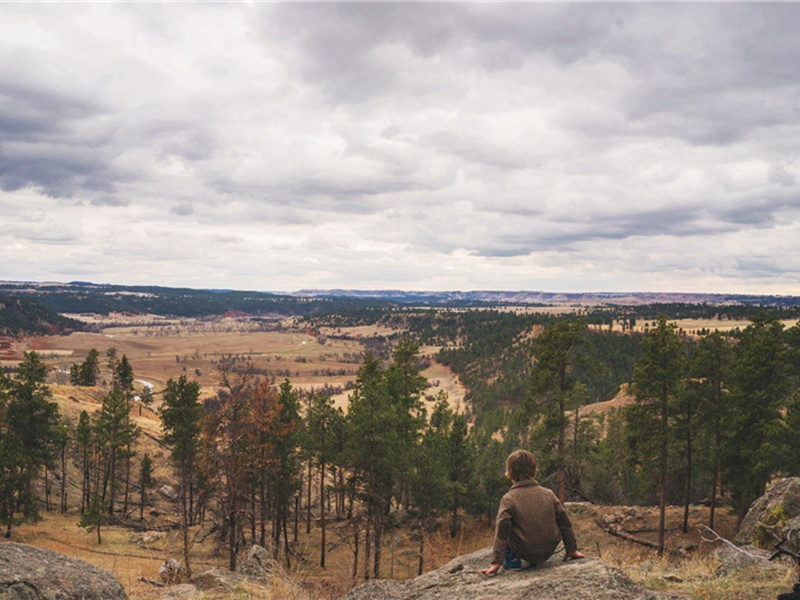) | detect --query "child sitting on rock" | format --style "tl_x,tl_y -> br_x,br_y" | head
481,449 -> 585,575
